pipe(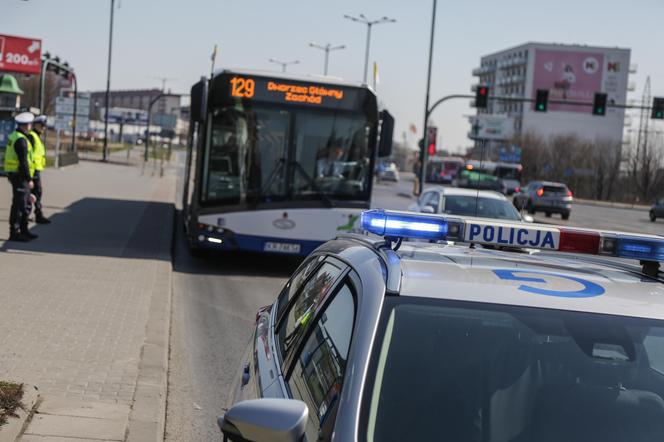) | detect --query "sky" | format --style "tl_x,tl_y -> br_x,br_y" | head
2,0 -> 663,152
